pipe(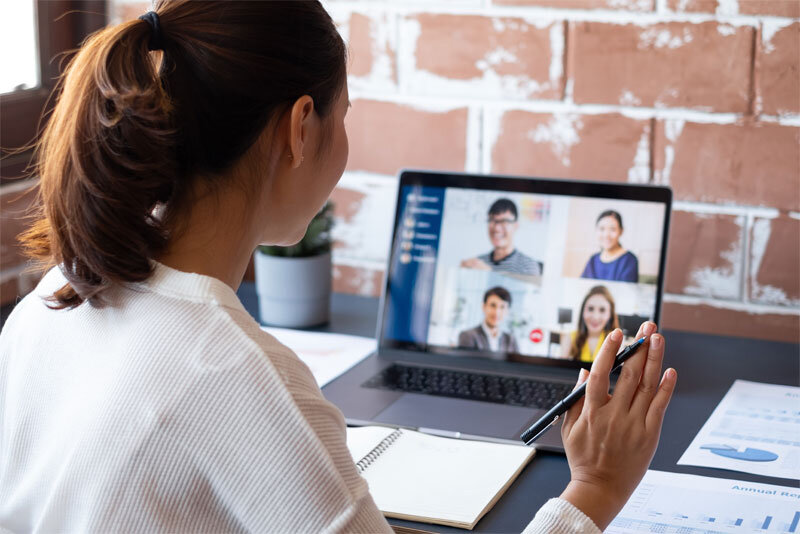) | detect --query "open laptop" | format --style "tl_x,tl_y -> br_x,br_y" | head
323,170 -> 671,452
